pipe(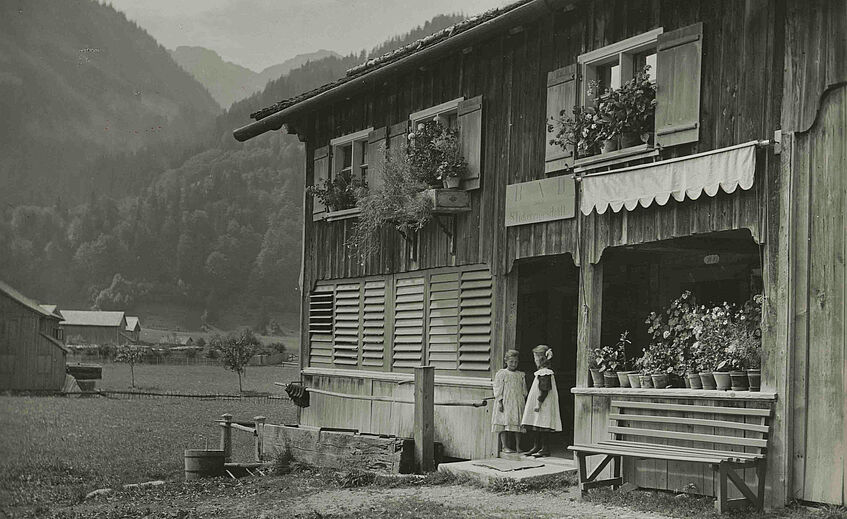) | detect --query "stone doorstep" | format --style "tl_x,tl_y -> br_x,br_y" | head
438,456 -> 577,485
